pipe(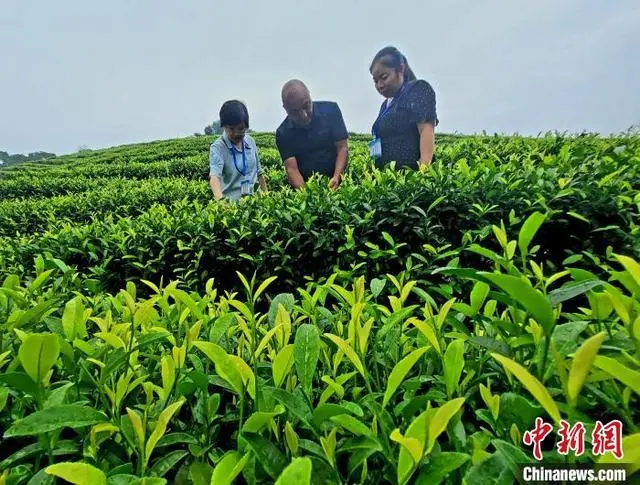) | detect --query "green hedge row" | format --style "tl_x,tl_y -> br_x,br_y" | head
1,140 -> 637,296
